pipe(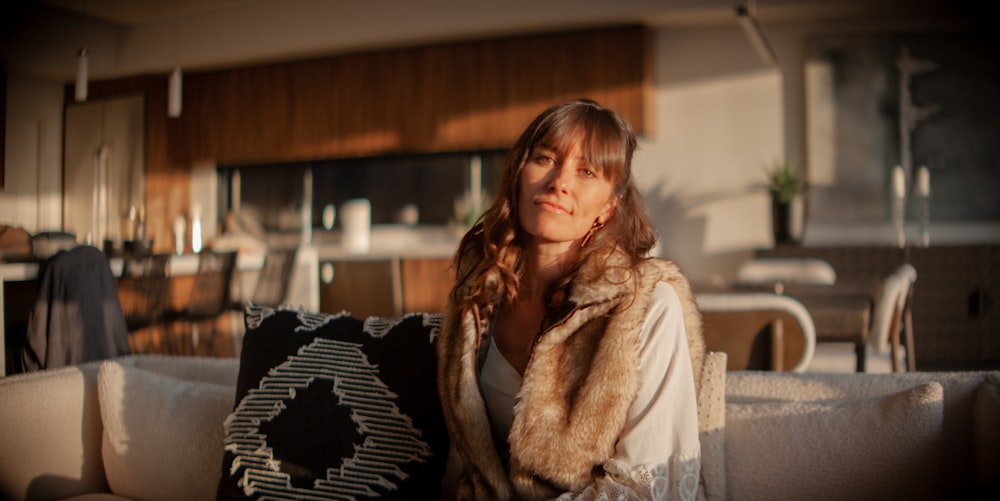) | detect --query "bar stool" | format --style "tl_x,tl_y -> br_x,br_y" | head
116,253 -> 171,353
162,249 -> 238,356
246,248 -> 297,309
